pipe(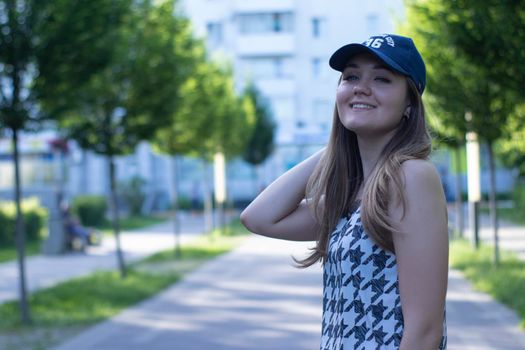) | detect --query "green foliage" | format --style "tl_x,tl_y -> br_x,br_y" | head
46,0 -> 198,158
139,219 -> 247,264
496,104 -> 525,177
511,183 -> 525,214
0,241 -> 40,263
0,269 -> 179,329
156,58 -> 256,161
0,198 -> 48,244
98,215 -> 166,233
0,0 -> 42,130
242,83 -> 276,166
118,176 -> 146,216
450,239 -> 525,328
71,196 -> 107,227
175,195 -> 197,210
0,219 -> 248,348
402,0 -> 522,155
34,0 -> 133,120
